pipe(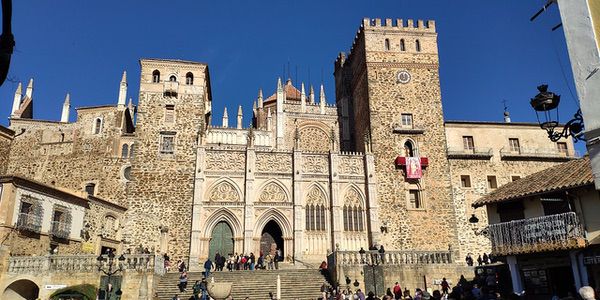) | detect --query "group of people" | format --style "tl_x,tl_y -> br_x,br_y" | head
204,249 -> 284,274
464,253 -> 494,267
